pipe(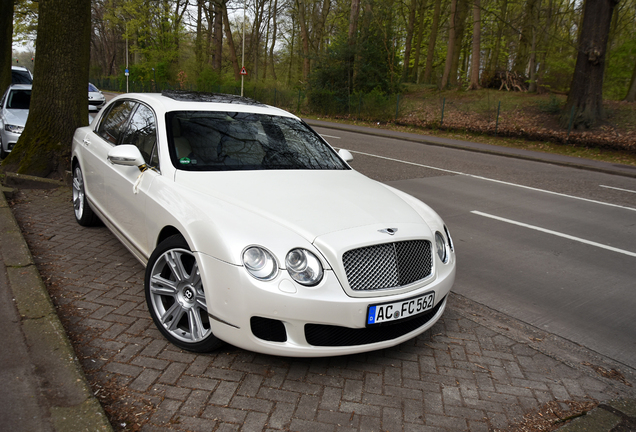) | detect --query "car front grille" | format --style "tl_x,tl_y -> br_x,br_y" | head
342,240 -> 433,291
304,296 -> 445,347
